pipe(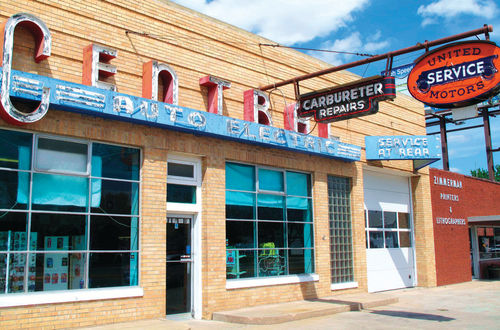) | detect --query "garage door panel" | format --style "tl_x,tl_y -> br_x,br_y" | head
367,268 -> 414,292
364,189 -> 410,212
364,170 -> 415,293
363,171 -> 409,193
367,248 -> 413,271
